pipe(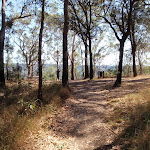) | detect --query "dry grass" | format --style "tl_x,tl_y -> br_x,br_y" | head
107,87 -> 150,150
0,81 -> 71,150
